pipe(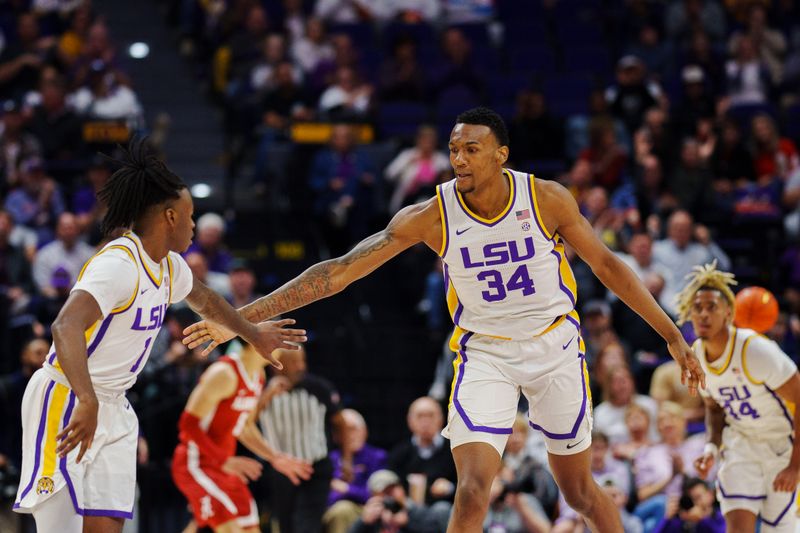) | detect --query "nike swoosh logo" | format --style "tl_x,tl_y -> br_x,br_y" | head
562,337 -> 575,350
455,227 -> 471,235
566,437 -> 586,450
140,288 -> 150,295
